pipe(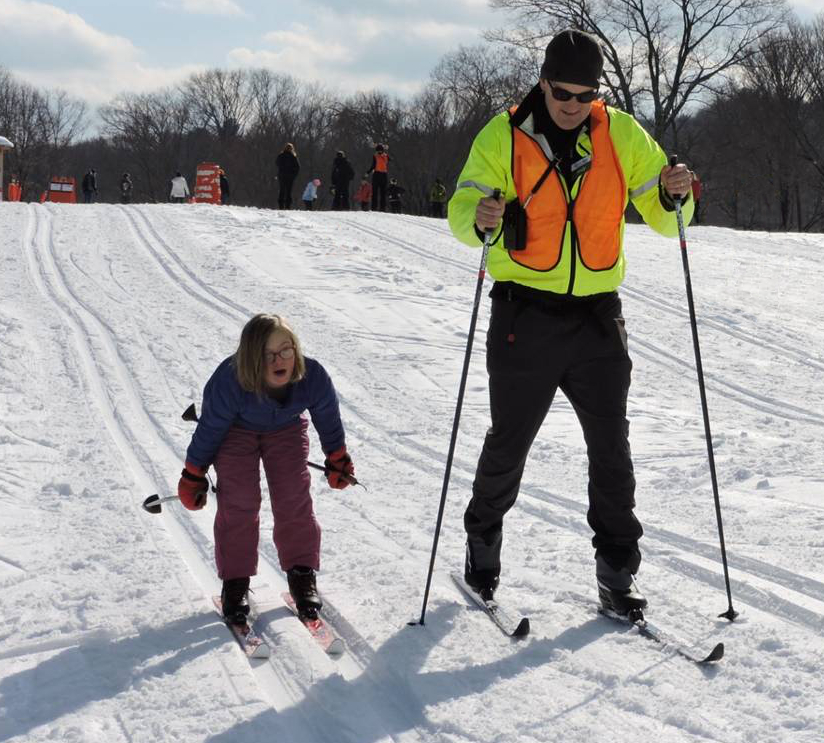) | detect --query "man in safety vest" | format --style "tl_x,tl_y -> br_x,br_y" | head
367,143 -> 390,211
448,29 -> 694,616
